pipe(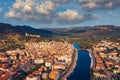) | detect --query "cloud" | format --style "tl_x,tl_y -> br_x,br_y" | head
36,1 -> 56,15
55,0 -> 69,4
81,2 -> 98,11
5,0 -> 56,23
56,9 -> 98,24
5,0 -> 99,25
57,10 -> 82,21
79,0 -> 120,11
0,8 -> 2,13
